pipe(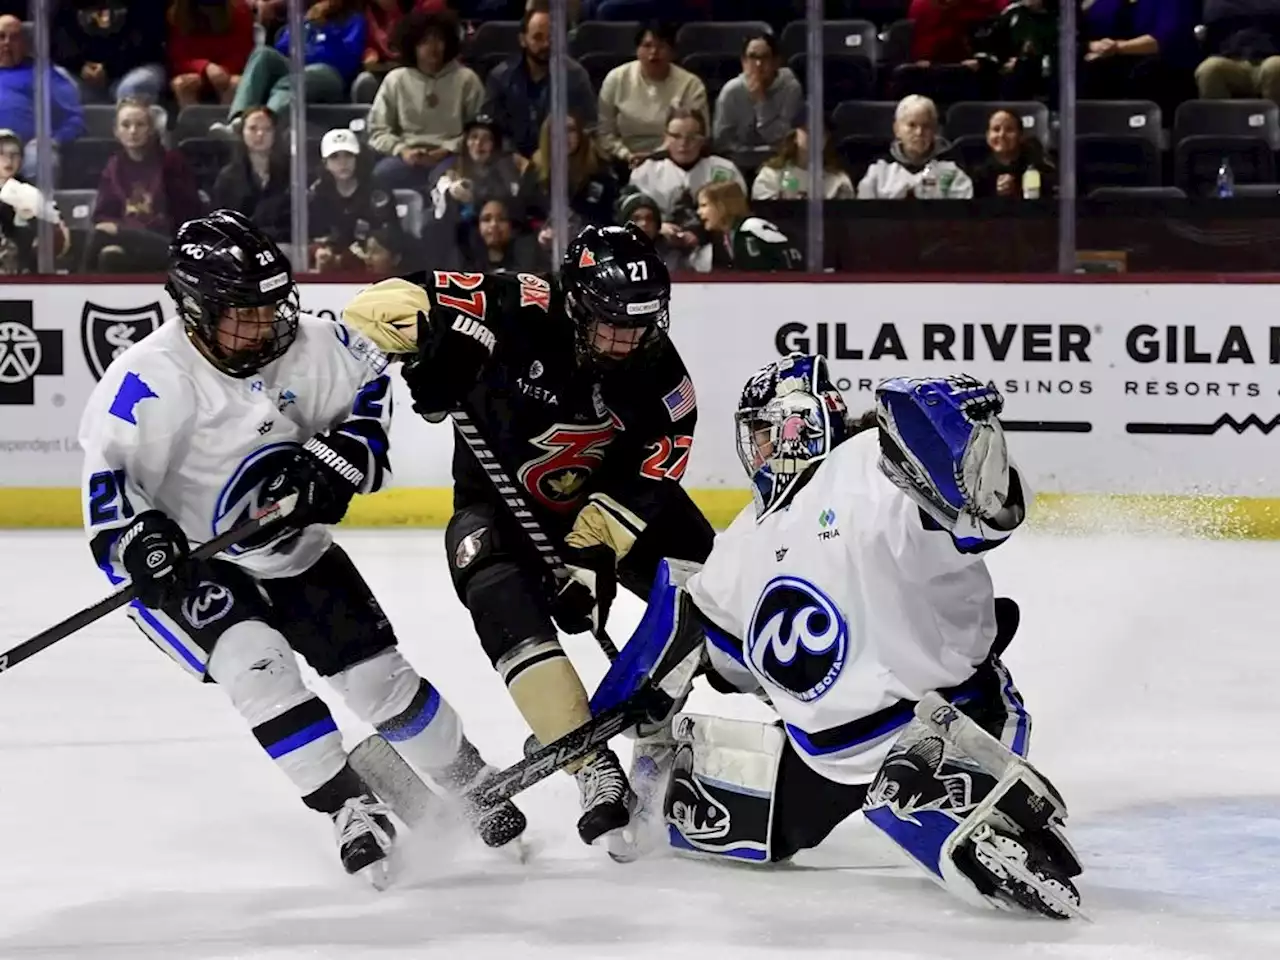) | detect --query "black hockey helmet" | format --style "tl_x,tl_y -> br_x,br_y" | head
165,209 -> 299,378
561,222 -> 670,367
